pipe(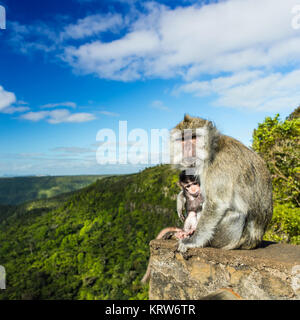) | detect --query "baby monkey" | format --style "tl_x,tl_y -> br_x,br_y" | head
175,170 -> 204,240
141,170 -> 204,283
